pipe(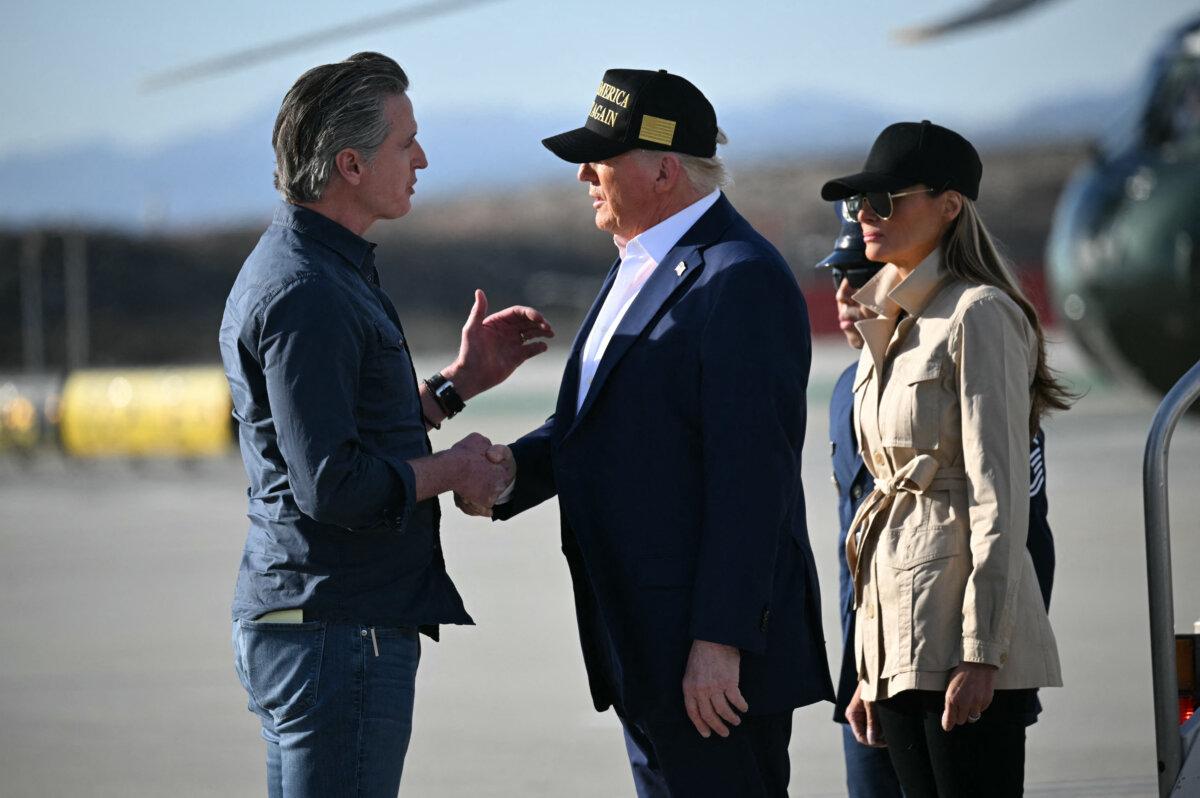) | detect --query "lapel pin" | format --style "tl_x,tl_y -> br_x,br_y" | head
675,261 -> 686,277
